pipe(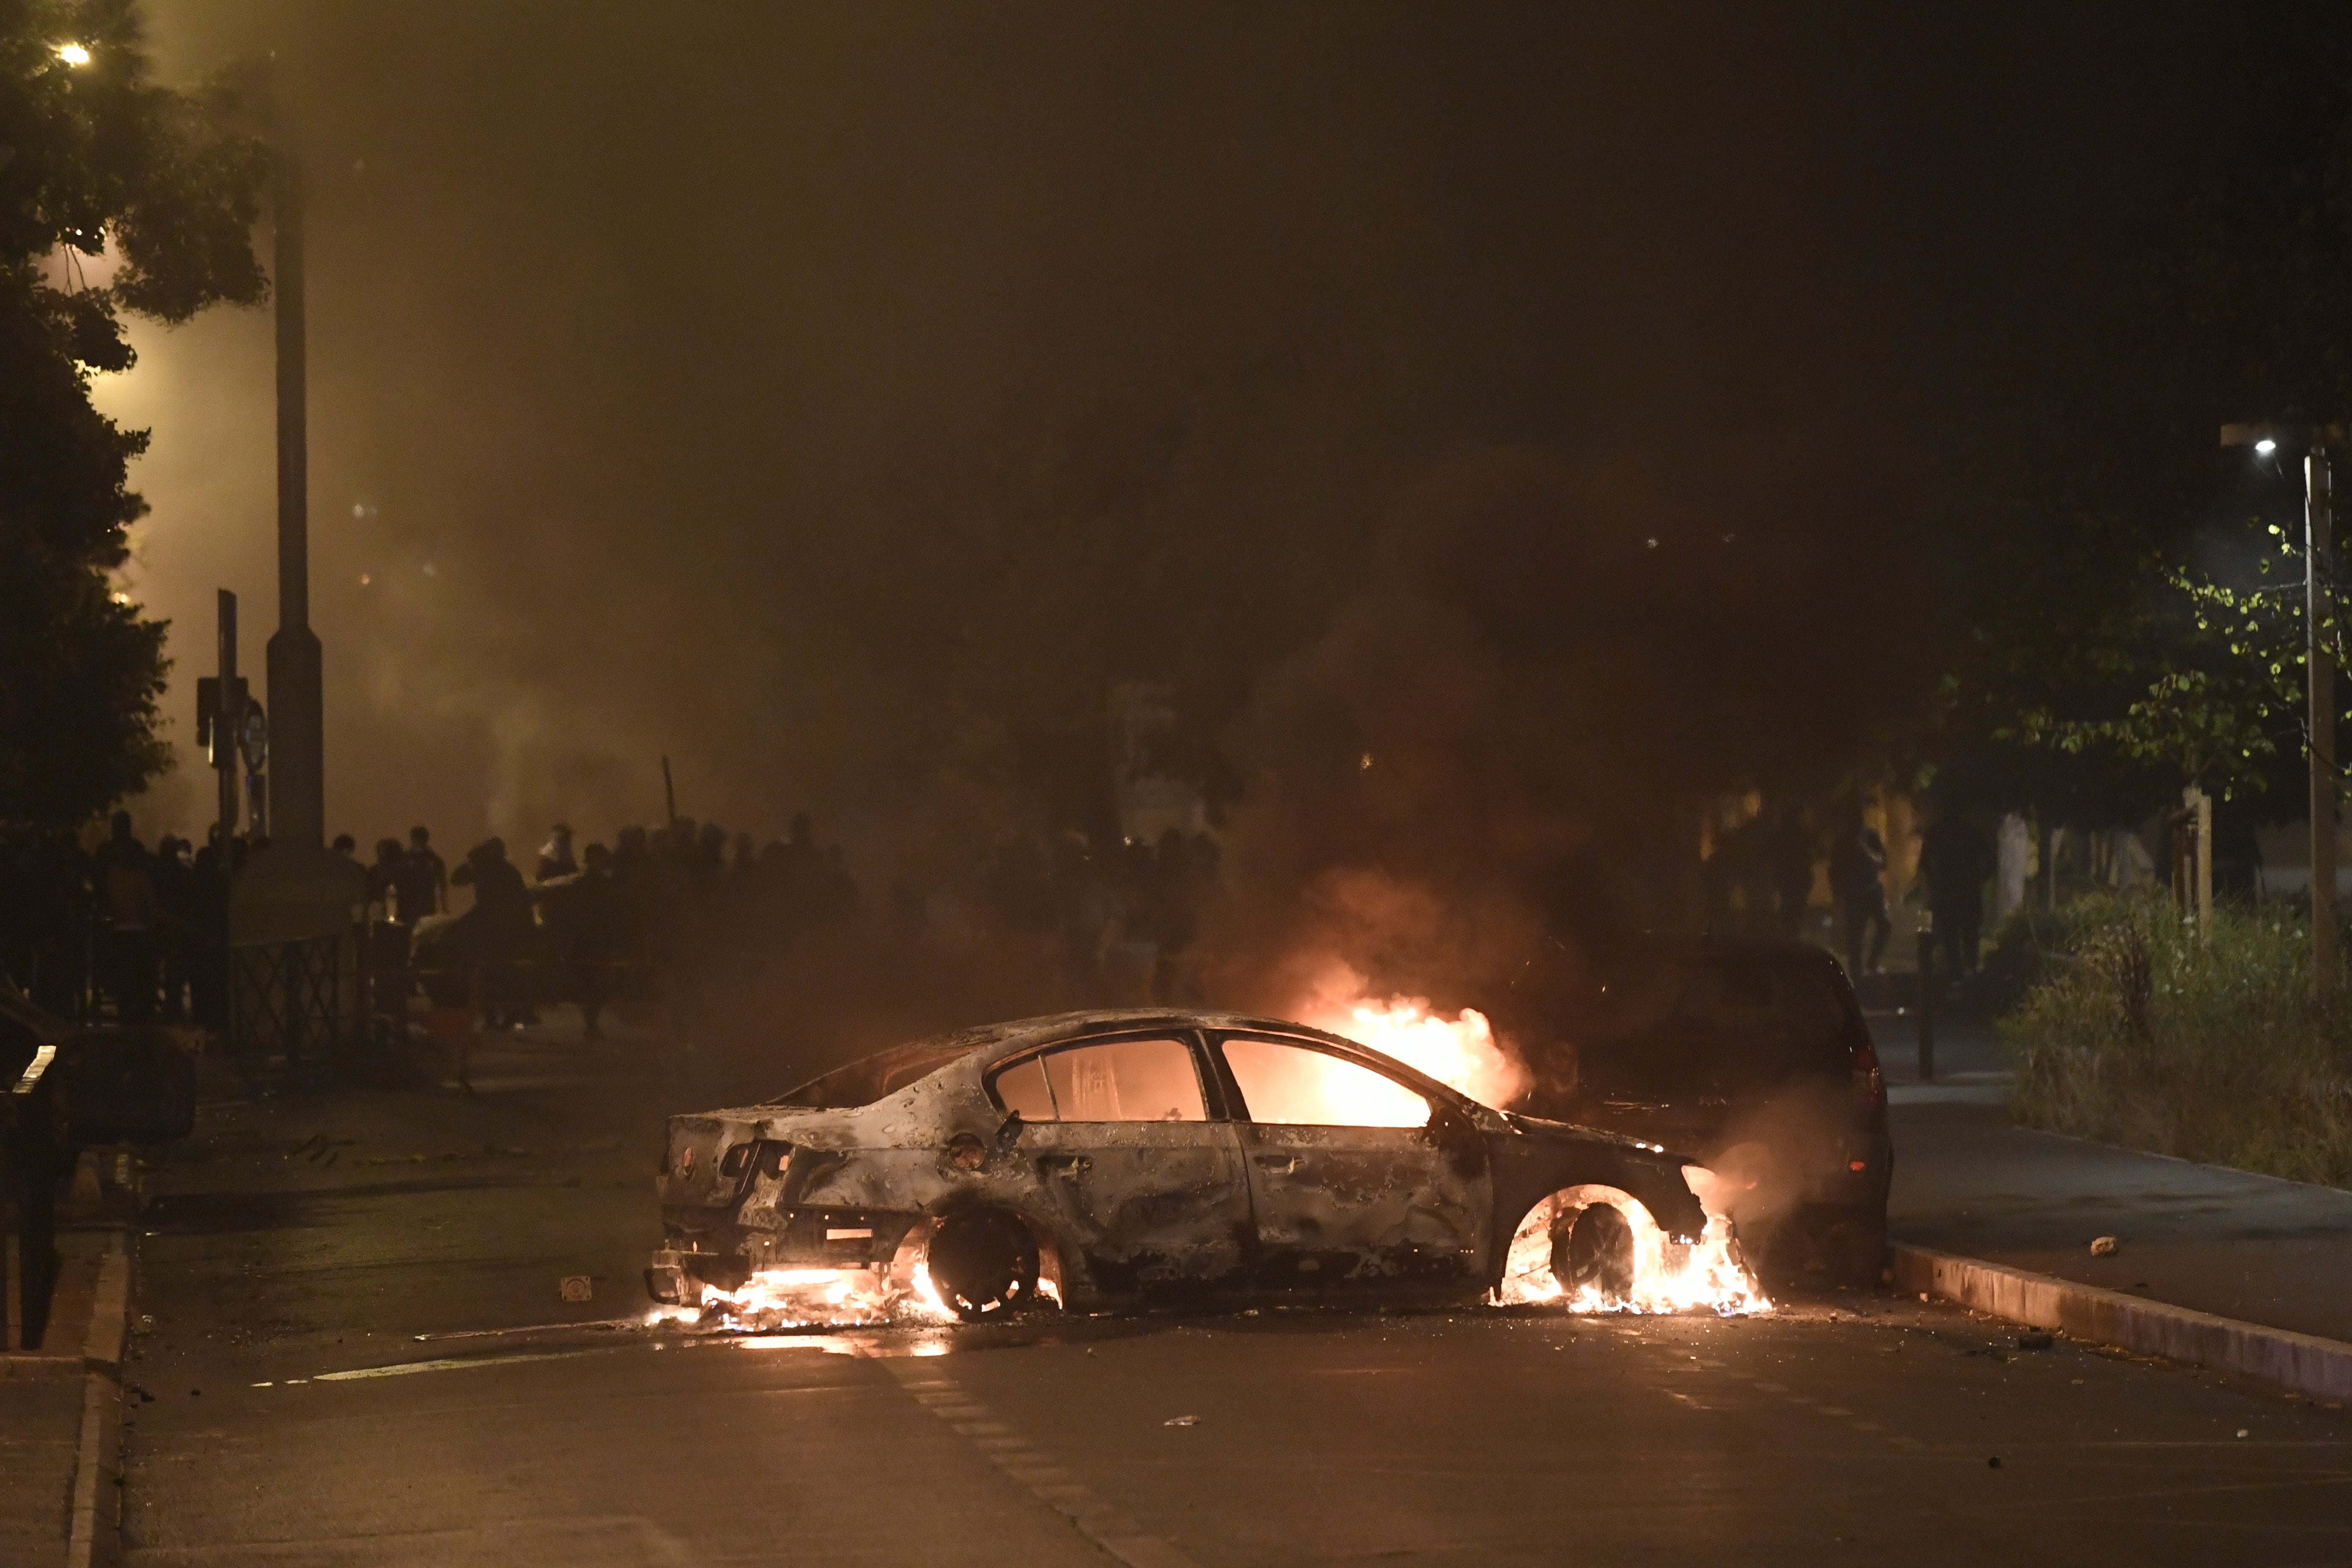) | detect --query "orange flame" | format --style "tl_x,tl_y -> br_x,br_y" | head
1496,1179 -> 1769,1315
1293,964 -> 1529,1109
